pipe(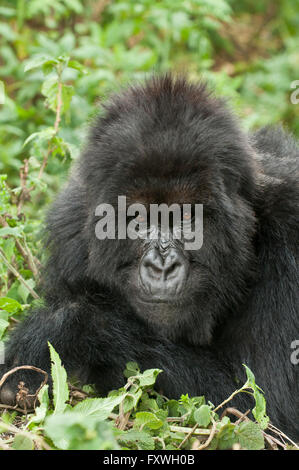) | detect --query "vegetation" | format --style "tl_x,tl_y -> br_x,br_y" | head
0,343 -> 293,450
0,0 -> 298,450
